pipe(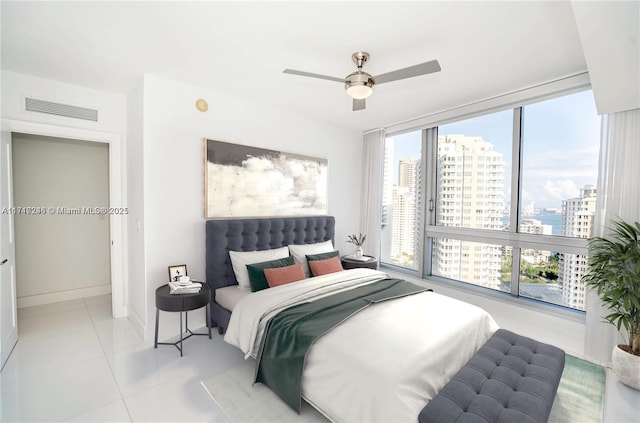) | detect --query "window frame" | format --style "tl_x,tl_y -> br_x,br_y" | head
381,83 -> 596,317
